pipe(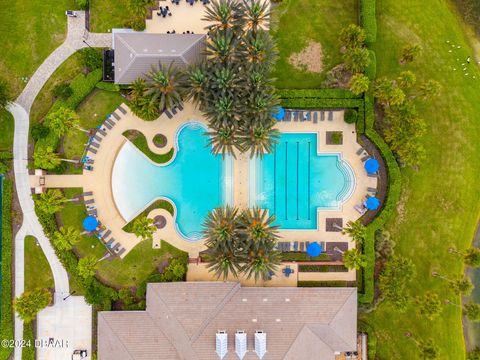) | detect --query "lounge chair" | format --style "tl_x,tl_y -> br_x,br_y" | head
328,111 -> 333,121
320,111 -> 325,121
354,204 -> 367,215
106,119 -> 115,126
313,112 -> 318,123
172,107 -> 177,115
361,155 -> 370,162
306,241 -> 310,249
94,135 -> 102,142
102,230 -> 112,239
90,142 -> 100,149
112,243 -> 121,252
285,242 -> 291,251
111,112 -> 121,121
87,147 -> 97,154
85,199 -> 95,205
300,242 -> 305,252
367,187 -> 377,192
164,110 -> 173,119
106,238 -> 115,247
293,112 -> 299,121
87,209 -> 97,216
117,248 -> 126,257
104,122 -> 112,130
298,111 -> 304,121
307,112 -> 312,121
293,241 -> 299,251
356,147 -> 365,155
368,173 -> 378,178
118,106 -> 127,115
82,191 -> 93,197
97,128 -> 107,136
177,103 -> 184,111
285,111 -> 291,122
